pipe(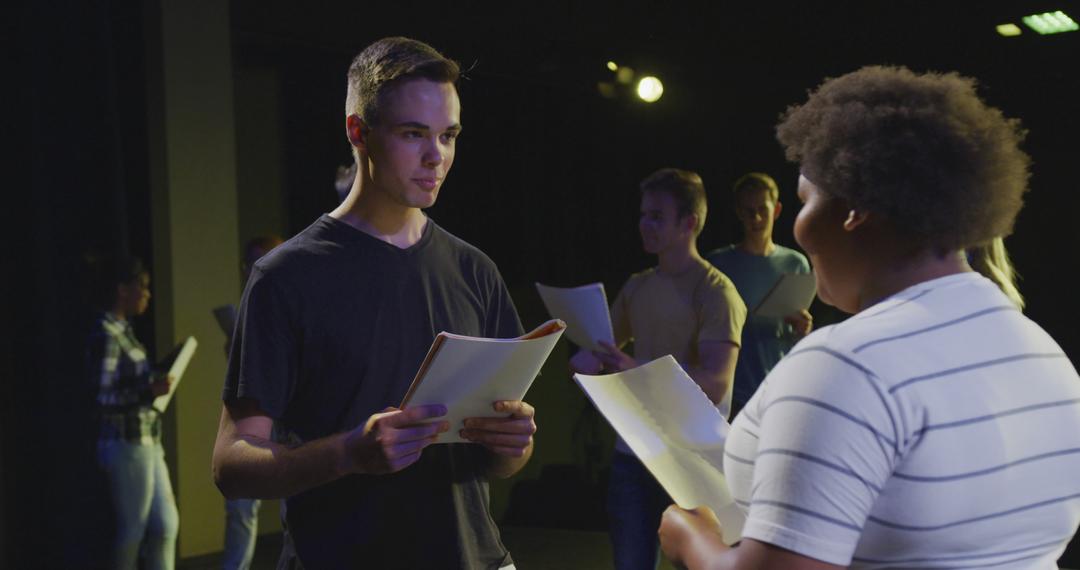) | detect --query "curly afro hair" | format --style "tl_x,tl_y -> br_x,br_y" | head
776,66 -> 1030,251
